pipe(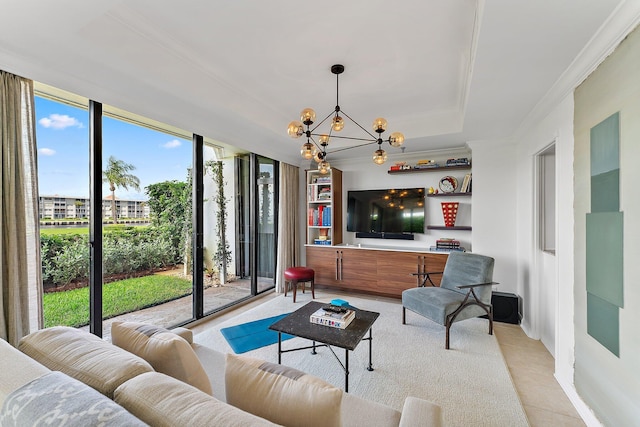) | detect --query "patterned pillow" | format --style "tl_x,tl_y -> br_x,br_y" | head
111,321 -> 212,395
225,353 -> 343,427
0,371 -> 145,426
18,326 -> 153,398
